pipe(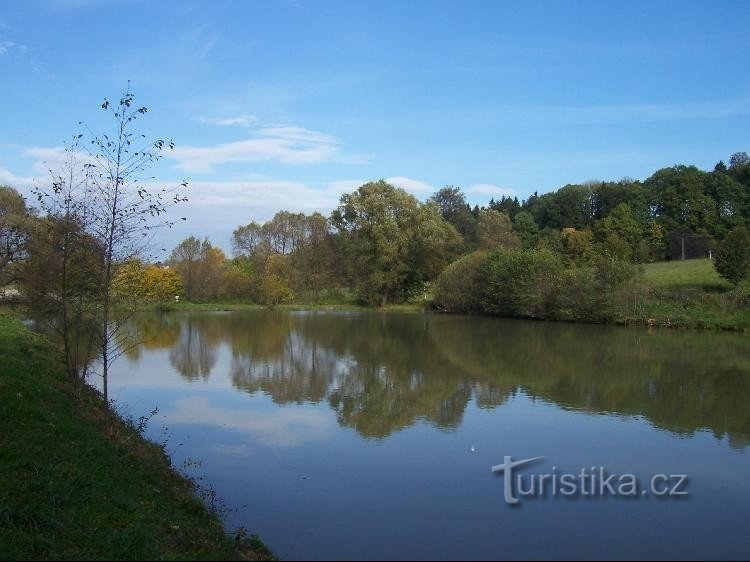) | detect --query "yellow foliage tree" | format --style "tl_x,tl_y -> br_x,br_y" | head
112,260 -> 147,299
259,272 -> 294,305
142,266 -> 182,303
113,260 -> 182,304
